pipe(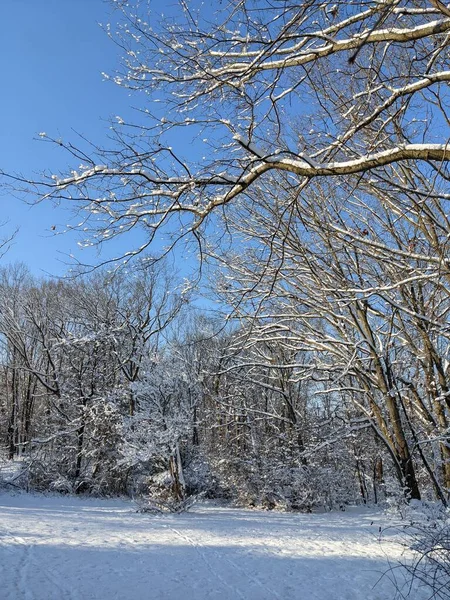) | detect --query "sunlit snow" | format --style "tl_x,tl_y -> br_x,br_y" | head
0,493 -> 428,600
